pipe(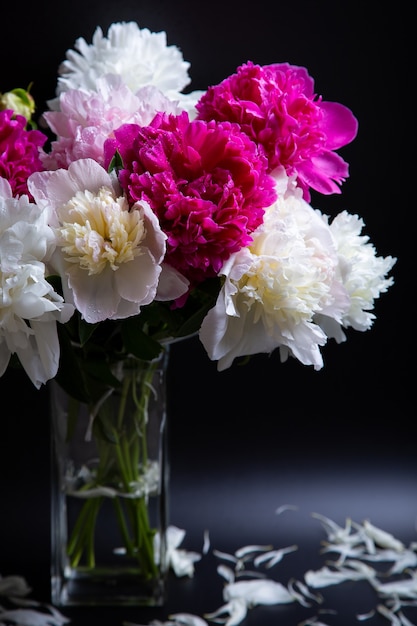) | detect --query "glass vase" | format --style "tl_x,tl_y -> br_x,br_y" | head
49,348 -> 170,607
